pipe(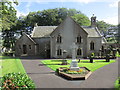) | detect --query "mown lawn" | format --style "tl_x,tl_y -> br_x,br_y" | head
41,59 -> 115,72
0,56 -> 26,77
